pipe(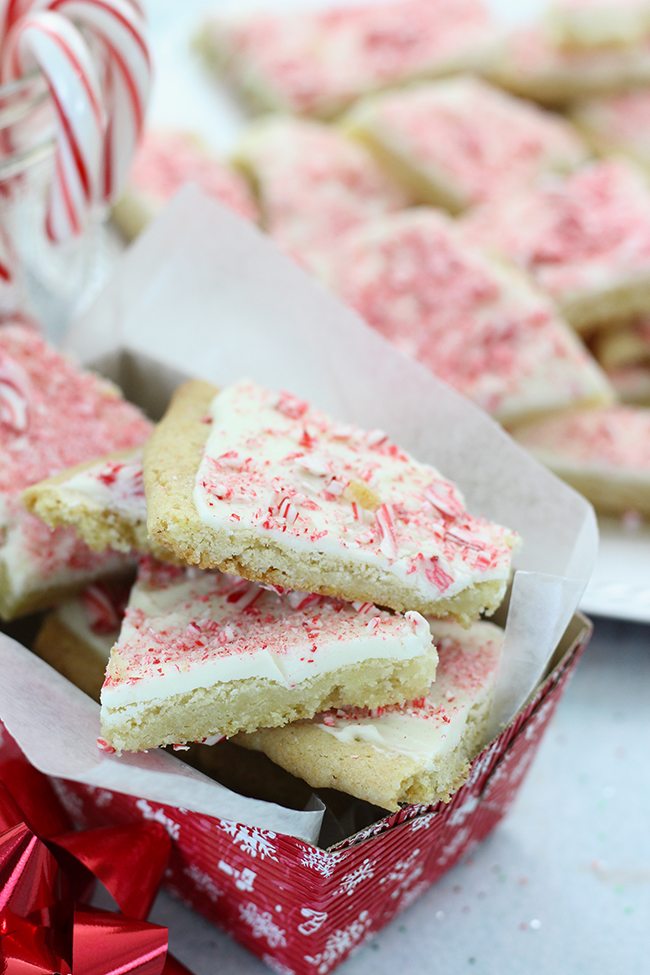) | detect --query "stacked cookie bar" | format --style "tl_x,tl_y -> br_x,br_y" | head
27,372 -> 518,810
0,324 -> 151,620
